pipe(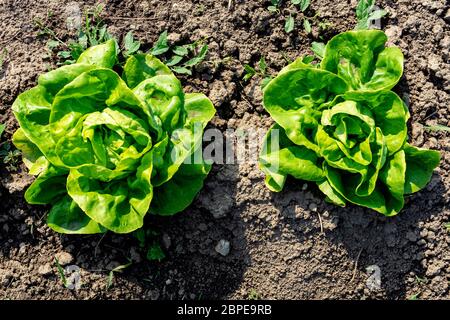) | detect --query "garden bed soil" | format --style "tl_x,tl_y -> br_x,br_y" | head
0,0 -> 449,299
